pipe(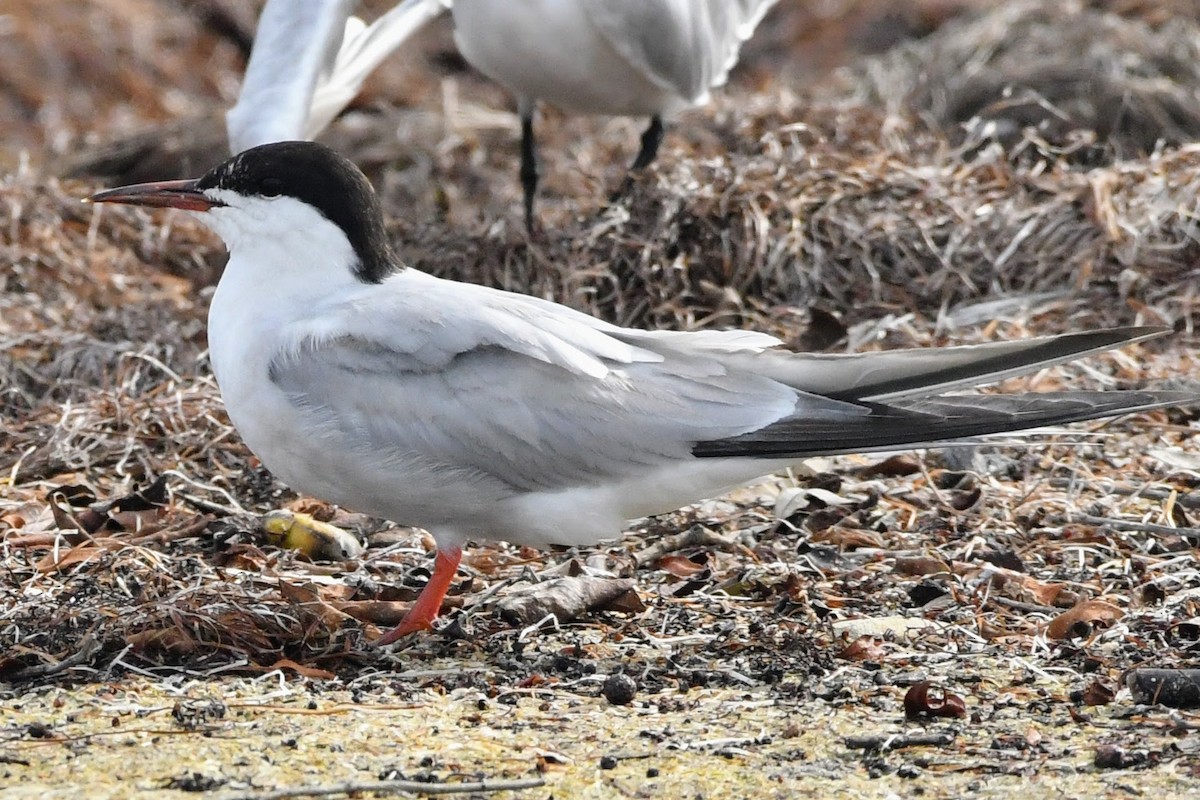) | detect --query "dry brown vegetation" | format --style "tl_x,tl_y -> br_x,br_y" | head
3,1 -> 1200,797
